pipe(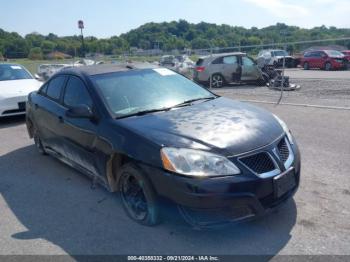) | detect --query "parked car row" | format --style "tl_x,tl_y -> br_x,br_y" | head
159,55 -> 195,78
37,59 -> 104,80
193,48 -> 349,88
